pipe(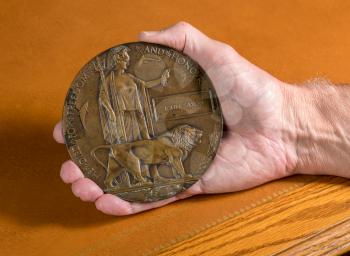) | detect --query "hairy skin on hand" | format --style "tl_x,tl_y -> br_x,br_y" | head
283,78 -> 350,179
